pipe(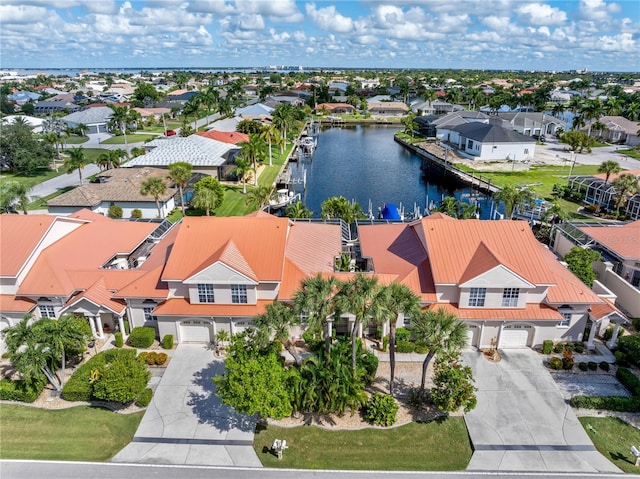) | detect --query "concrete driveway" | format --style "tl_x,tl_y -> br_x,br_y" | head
463,349 -> 621,473
113,344 -> 262,467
